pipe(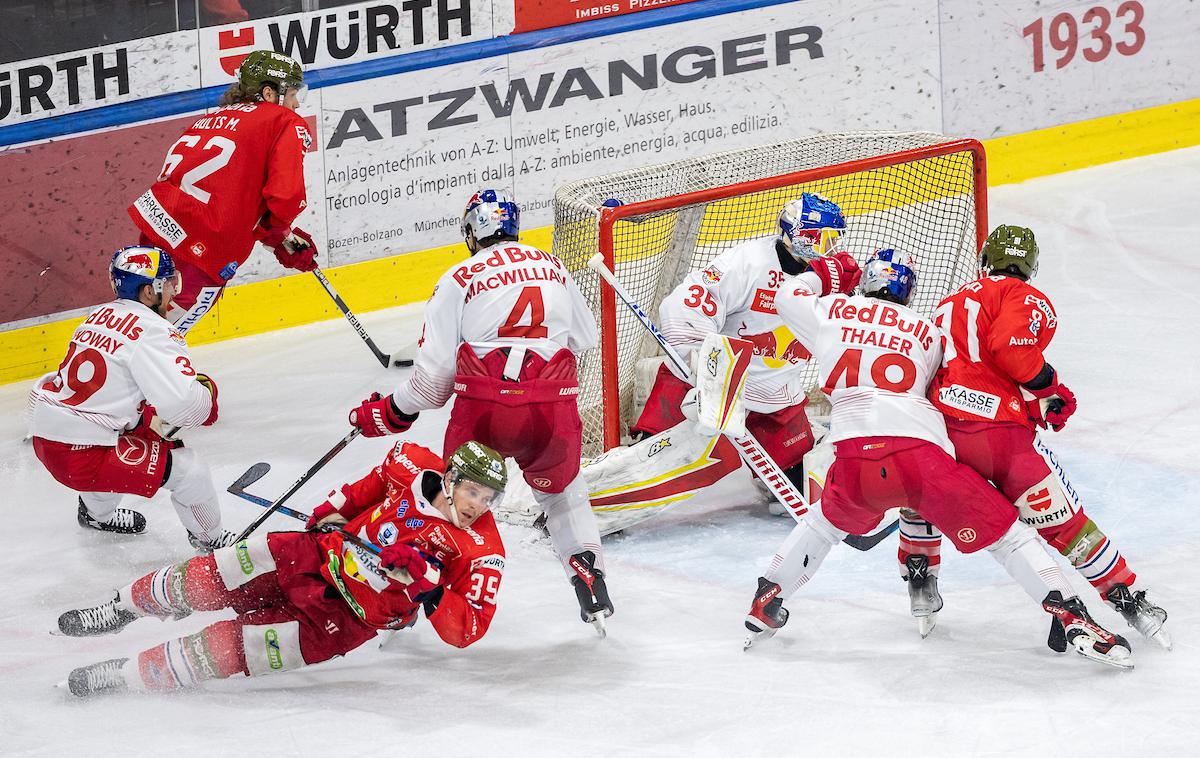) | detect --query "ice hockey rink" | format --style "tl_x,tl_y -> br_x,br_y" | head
2,146 -> 1197,757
